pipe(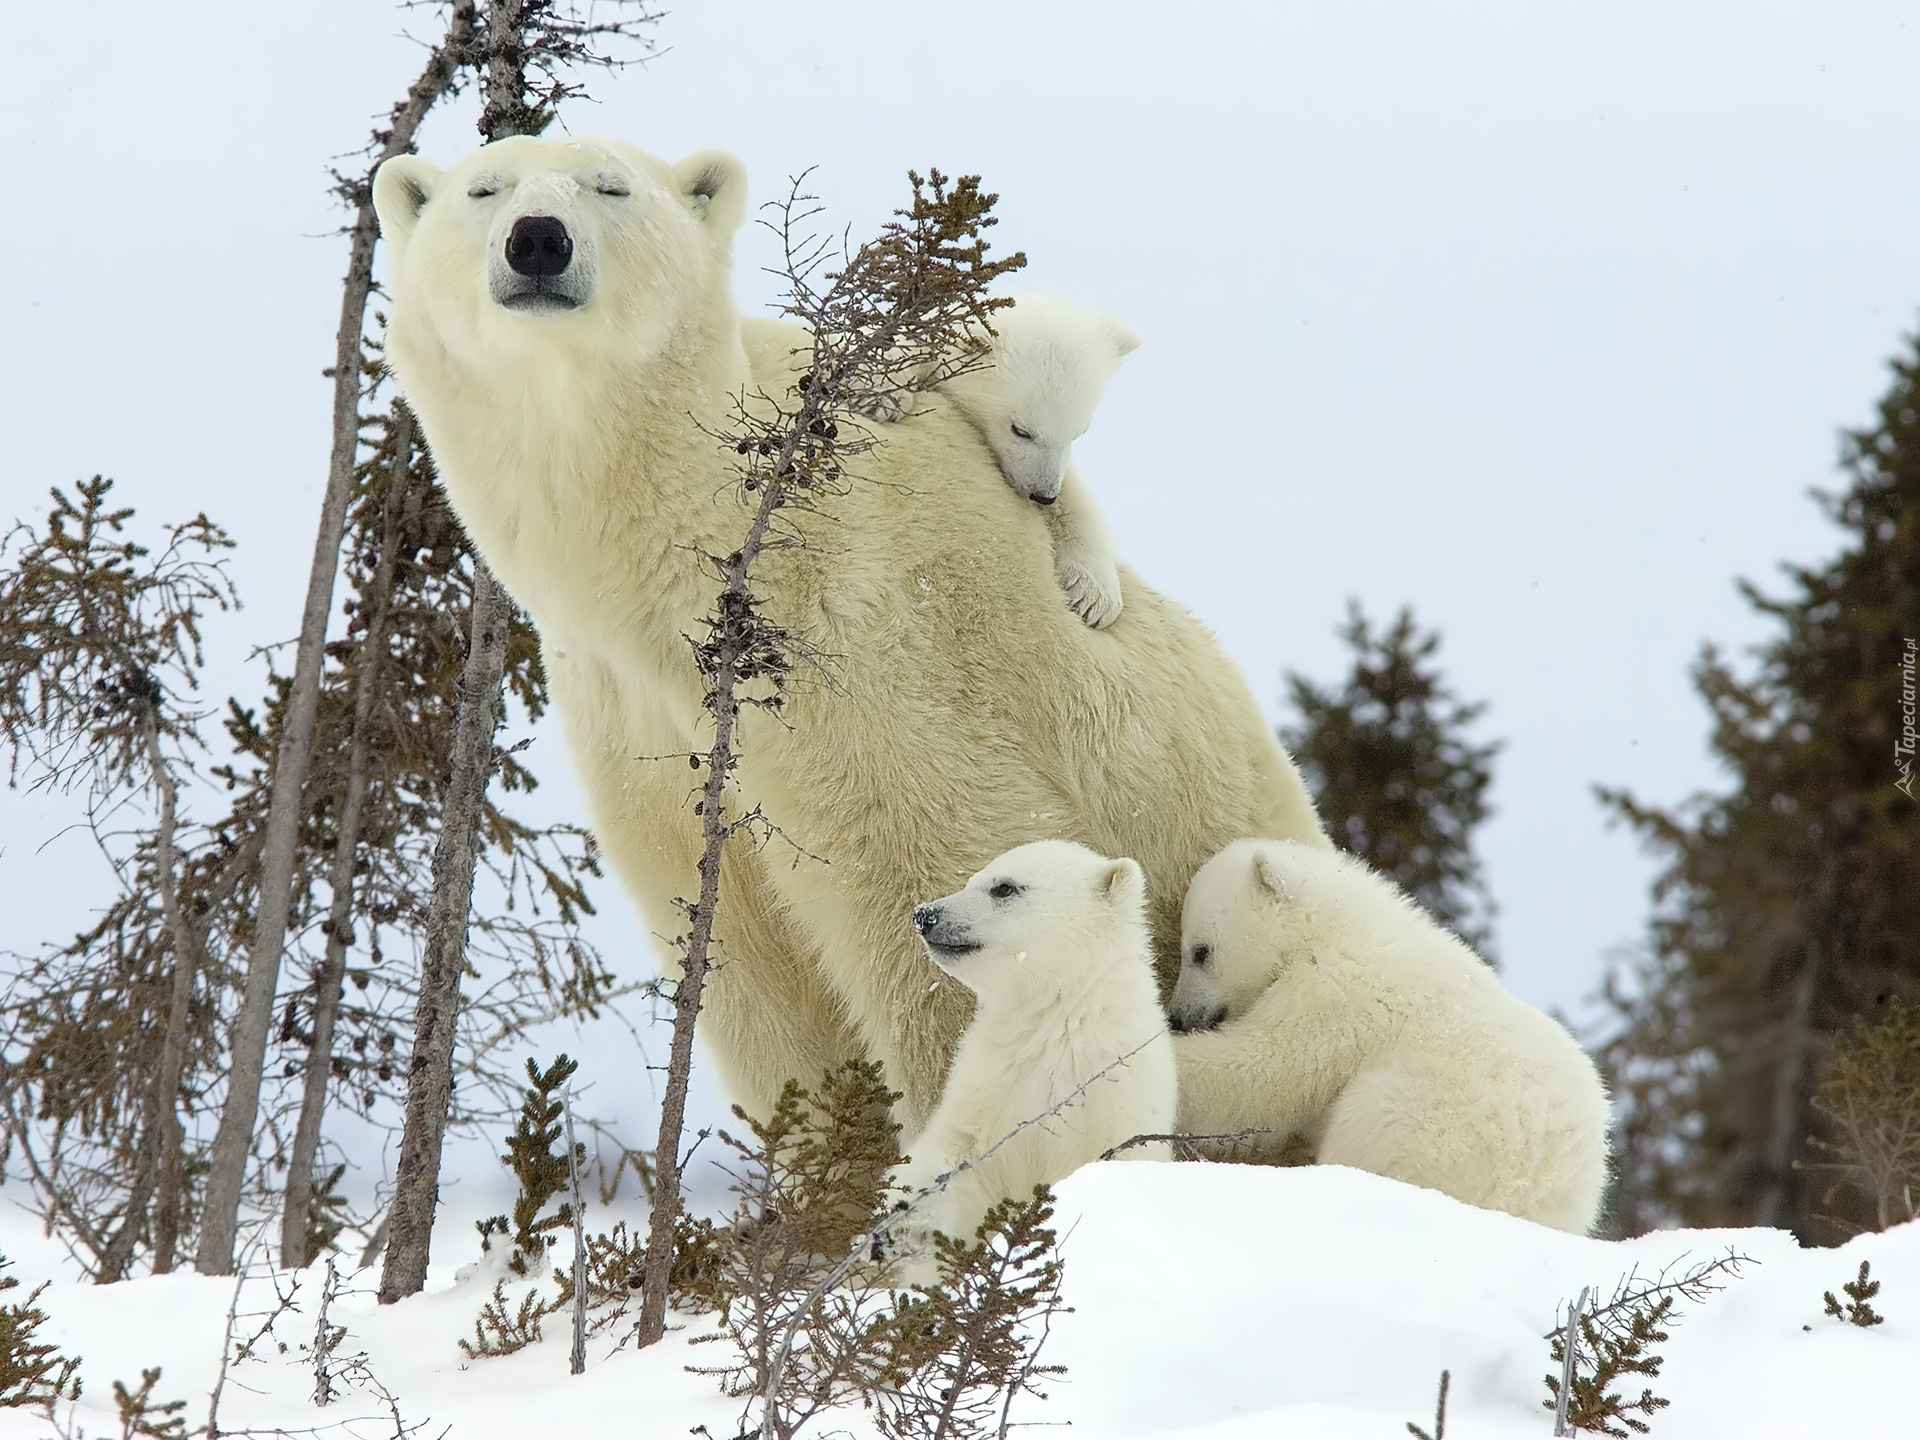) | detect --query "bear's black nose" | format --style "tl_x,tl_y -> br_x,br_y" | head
506,215 -> 573,277
912,904 -> 939,936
